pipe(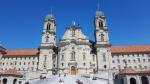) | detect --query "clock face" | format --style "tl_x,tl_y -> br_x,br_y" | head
46,32 -> 50,35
